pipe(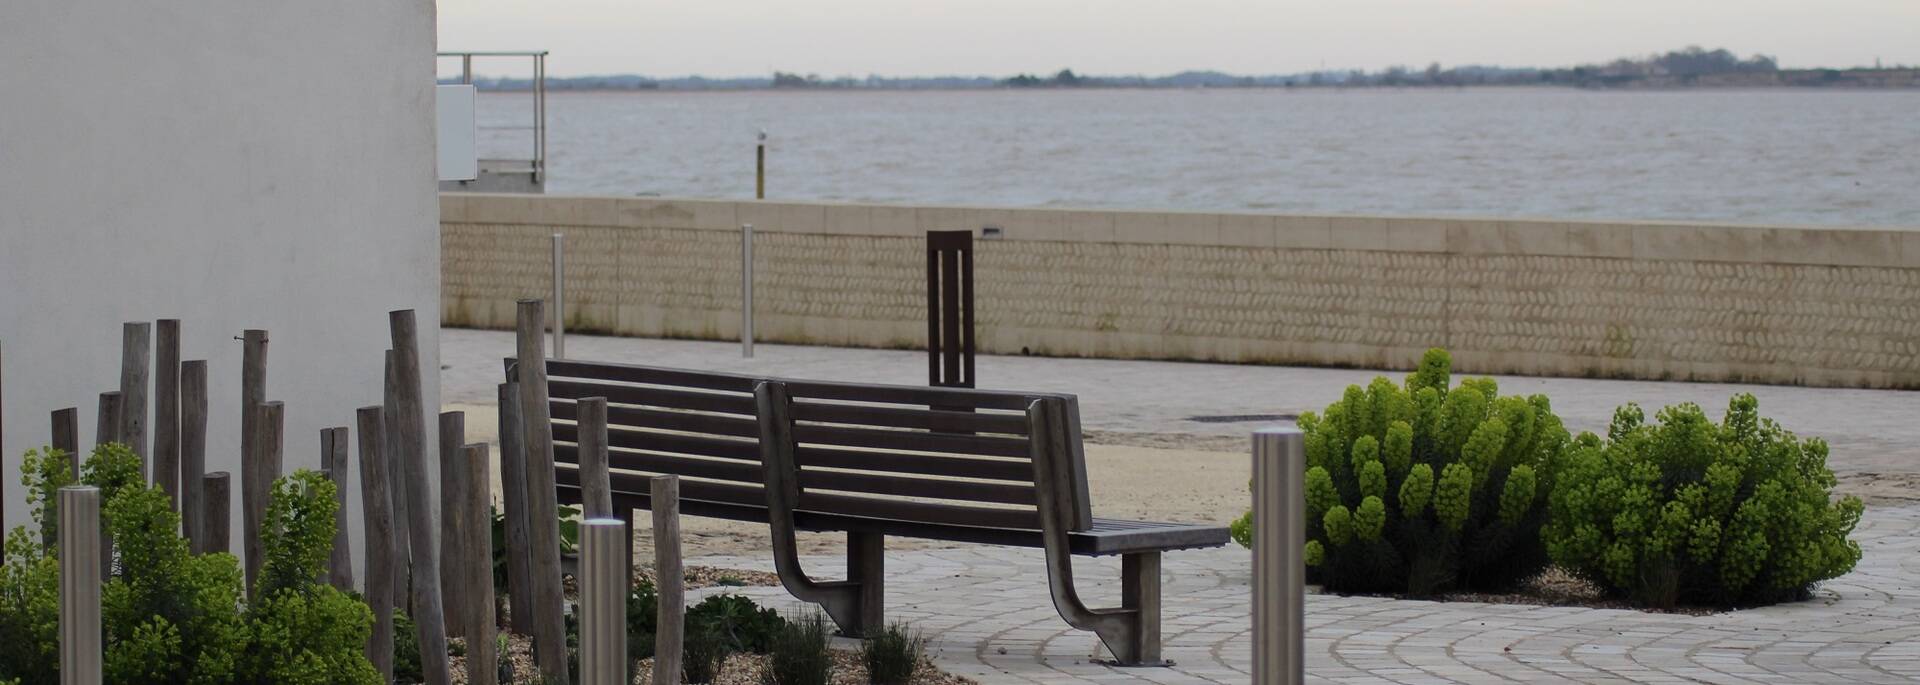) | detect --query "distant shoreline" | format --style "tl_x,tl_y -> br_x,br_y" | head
464,80 -> 1920,94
